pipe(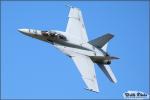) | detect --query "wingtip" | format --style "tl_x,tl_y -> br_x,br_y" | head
65,2 -> 73,8
85,88 -> 99,93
